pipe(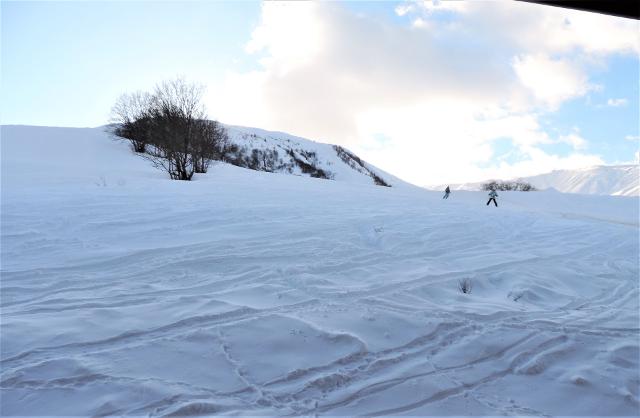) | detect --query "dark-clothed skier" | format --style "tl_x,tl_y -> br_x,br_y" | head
443,186 -> 450,199
486,190 -> 498,207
